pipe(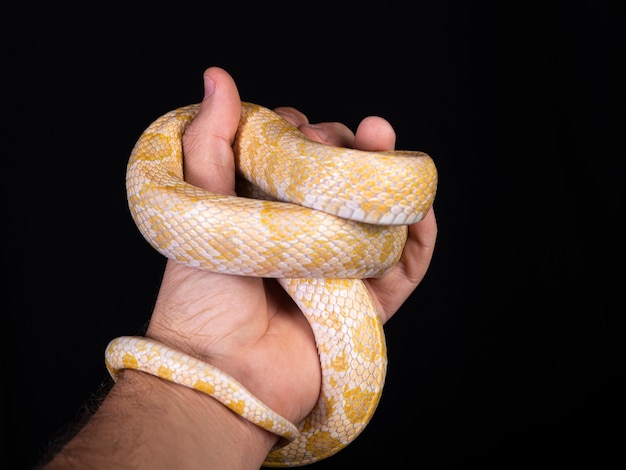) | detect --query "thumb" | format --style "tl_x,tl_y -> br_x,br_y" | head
182,67 -> 241,195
